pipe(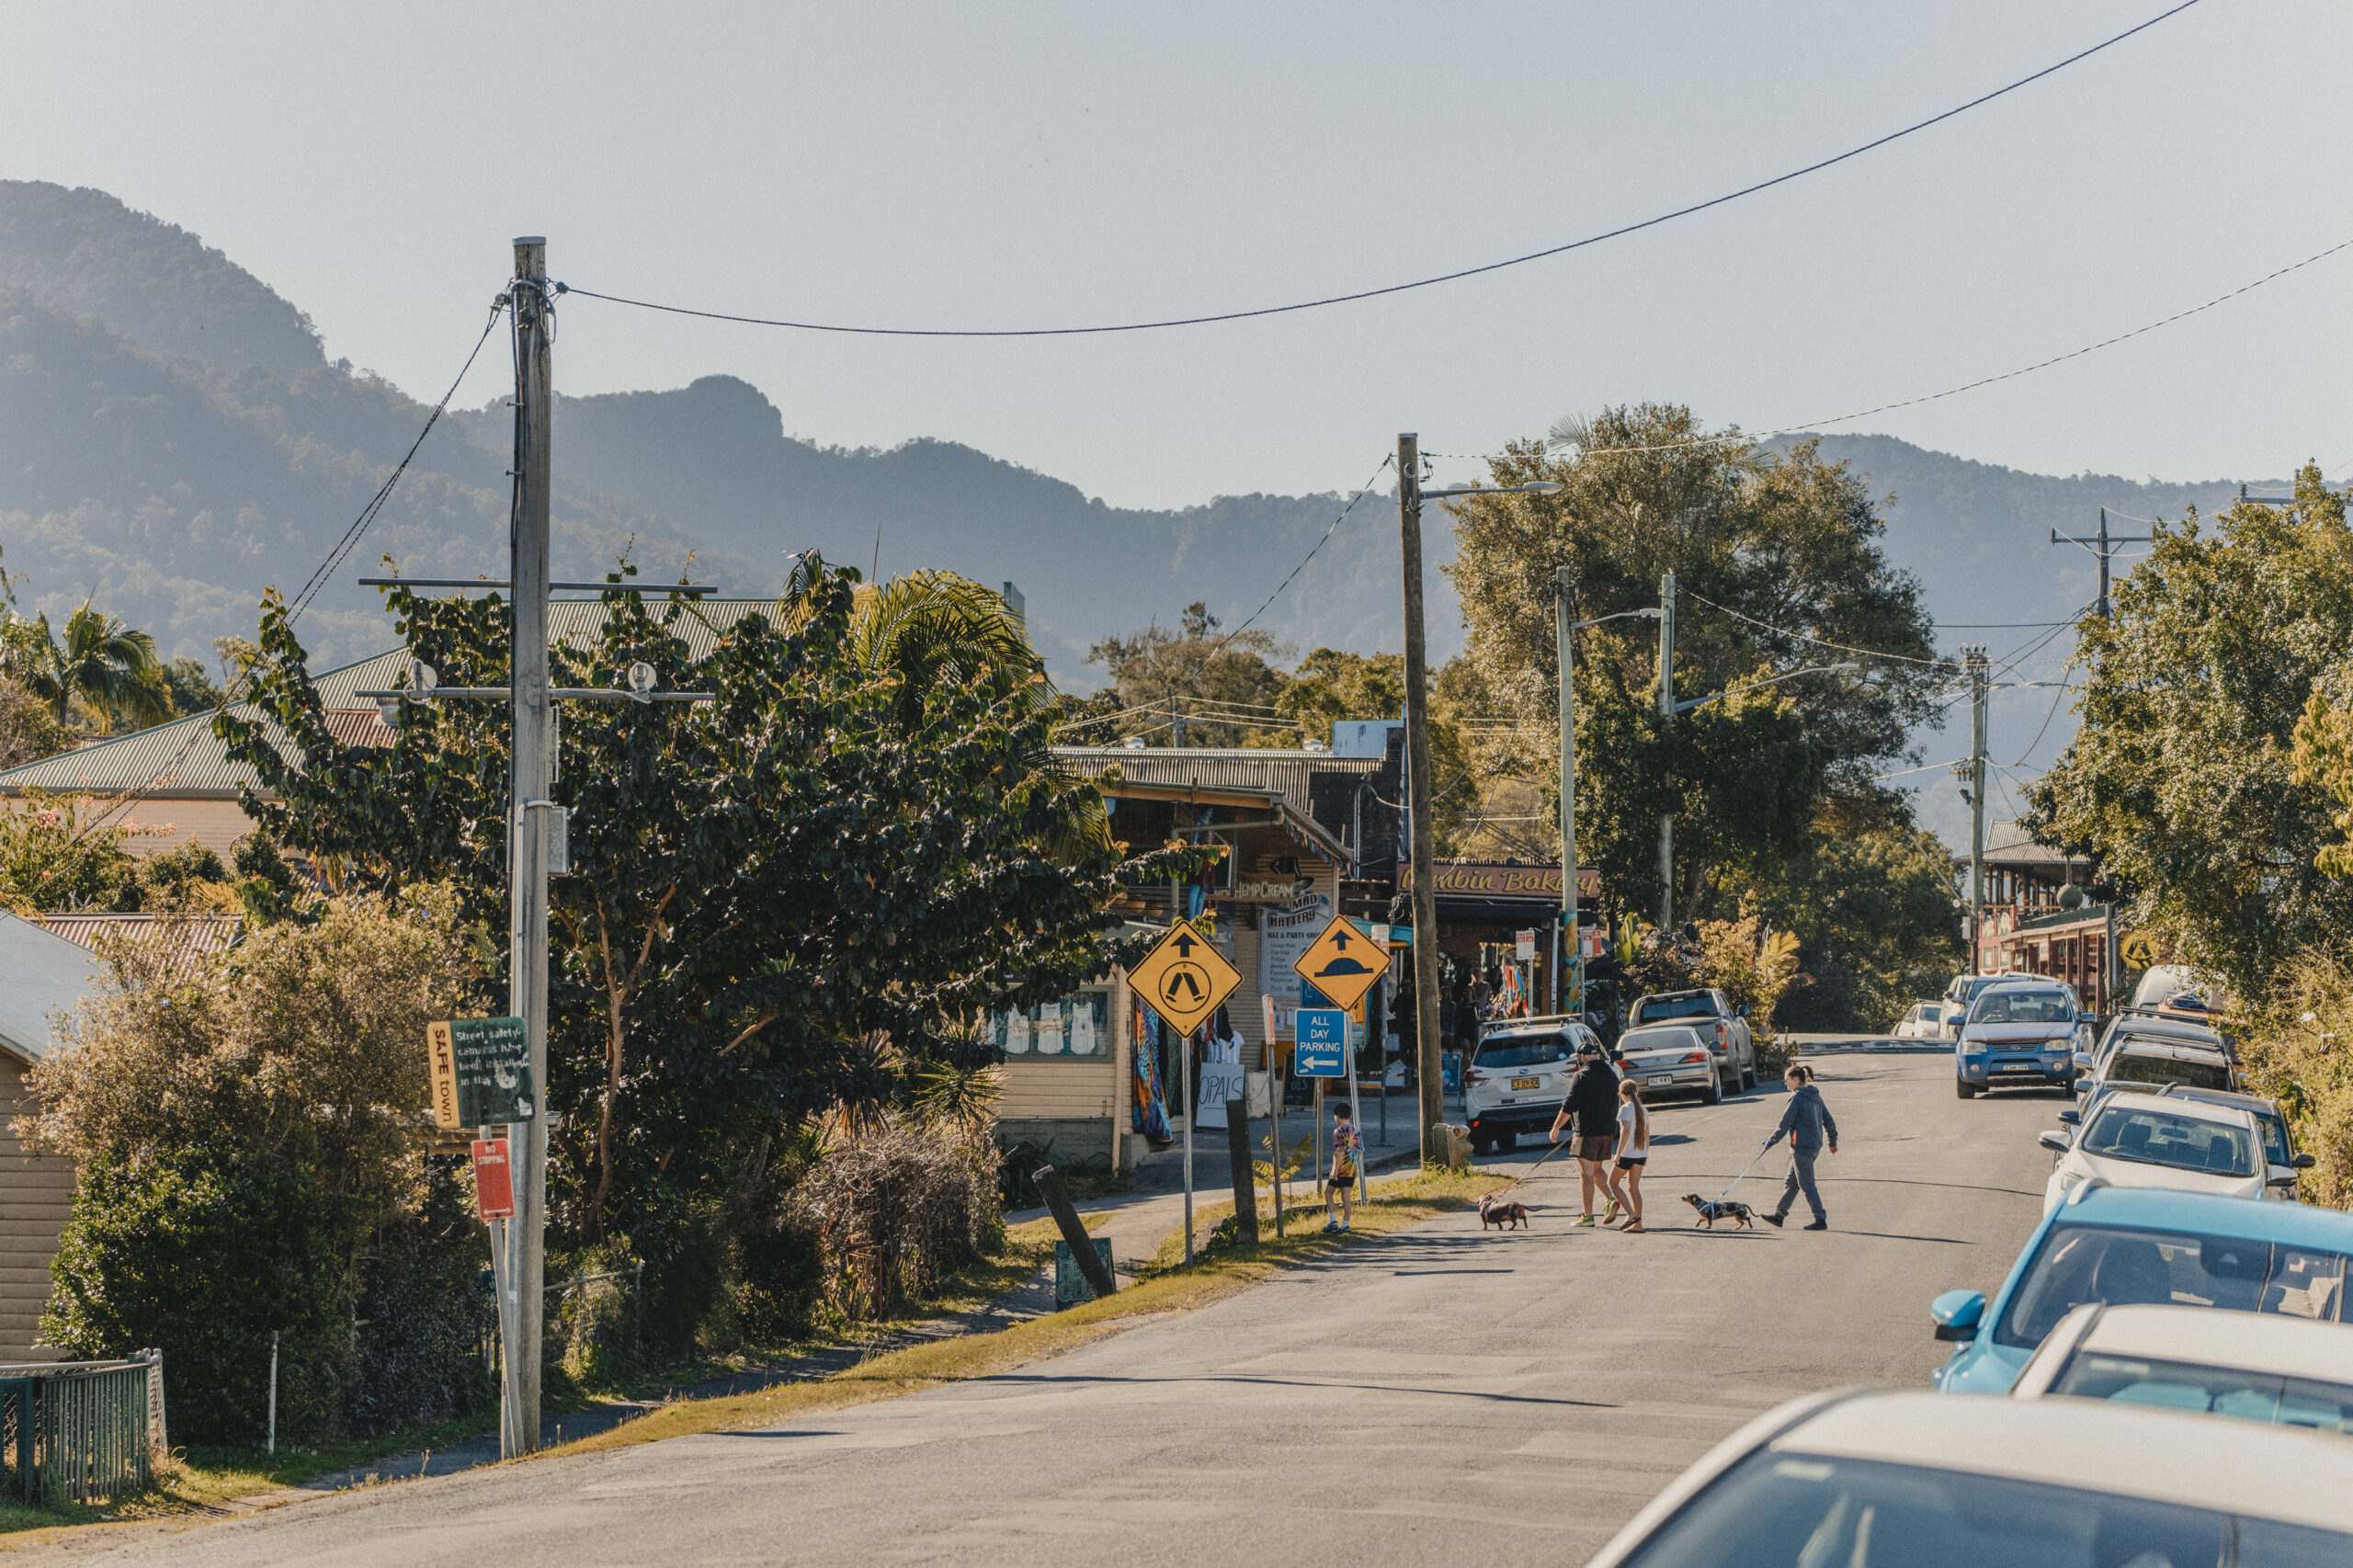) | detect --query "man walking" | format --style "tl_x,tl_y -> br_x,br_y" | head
1547,1040 -> 1621,1225
1760,1064 -> 1838,1231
